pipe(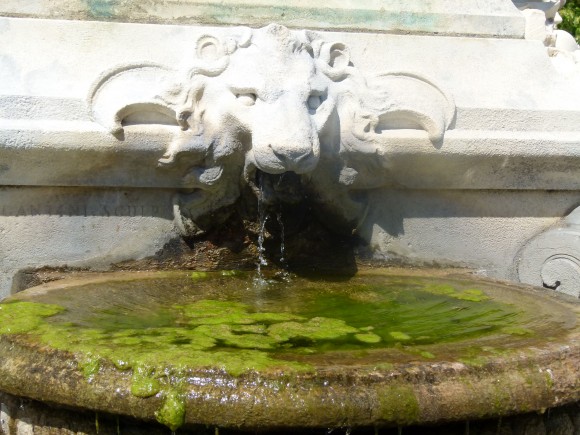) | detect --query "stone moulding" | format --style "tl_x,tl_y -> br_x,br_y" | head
0,337 -> 577,429
0,0 -> 526,37
2,124 -> 580,190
